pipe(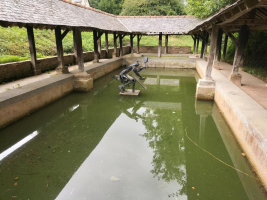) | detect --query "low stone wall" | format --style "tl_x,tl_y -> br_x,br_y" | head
133,46 -> 191,54
196,60 -> 267,190
123,57 -> 196,69
0,58 -> 123,128
0,46 -> 130,83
